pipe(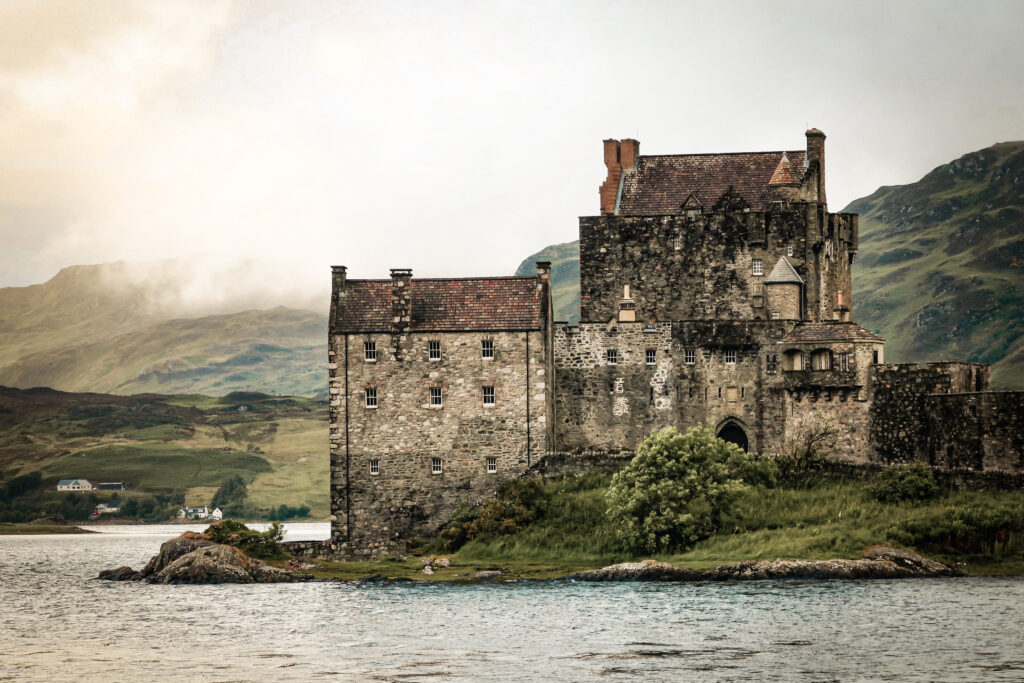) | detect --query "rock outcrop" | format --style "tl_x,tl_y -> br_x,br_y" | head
98,532 -> 309,584
569,547 -> 960,582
